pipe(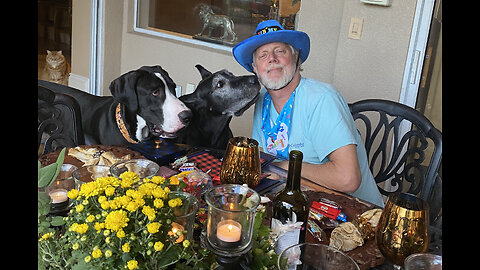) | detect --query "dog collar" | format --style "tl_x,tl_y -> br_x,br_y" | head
115,103 -> 139,144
